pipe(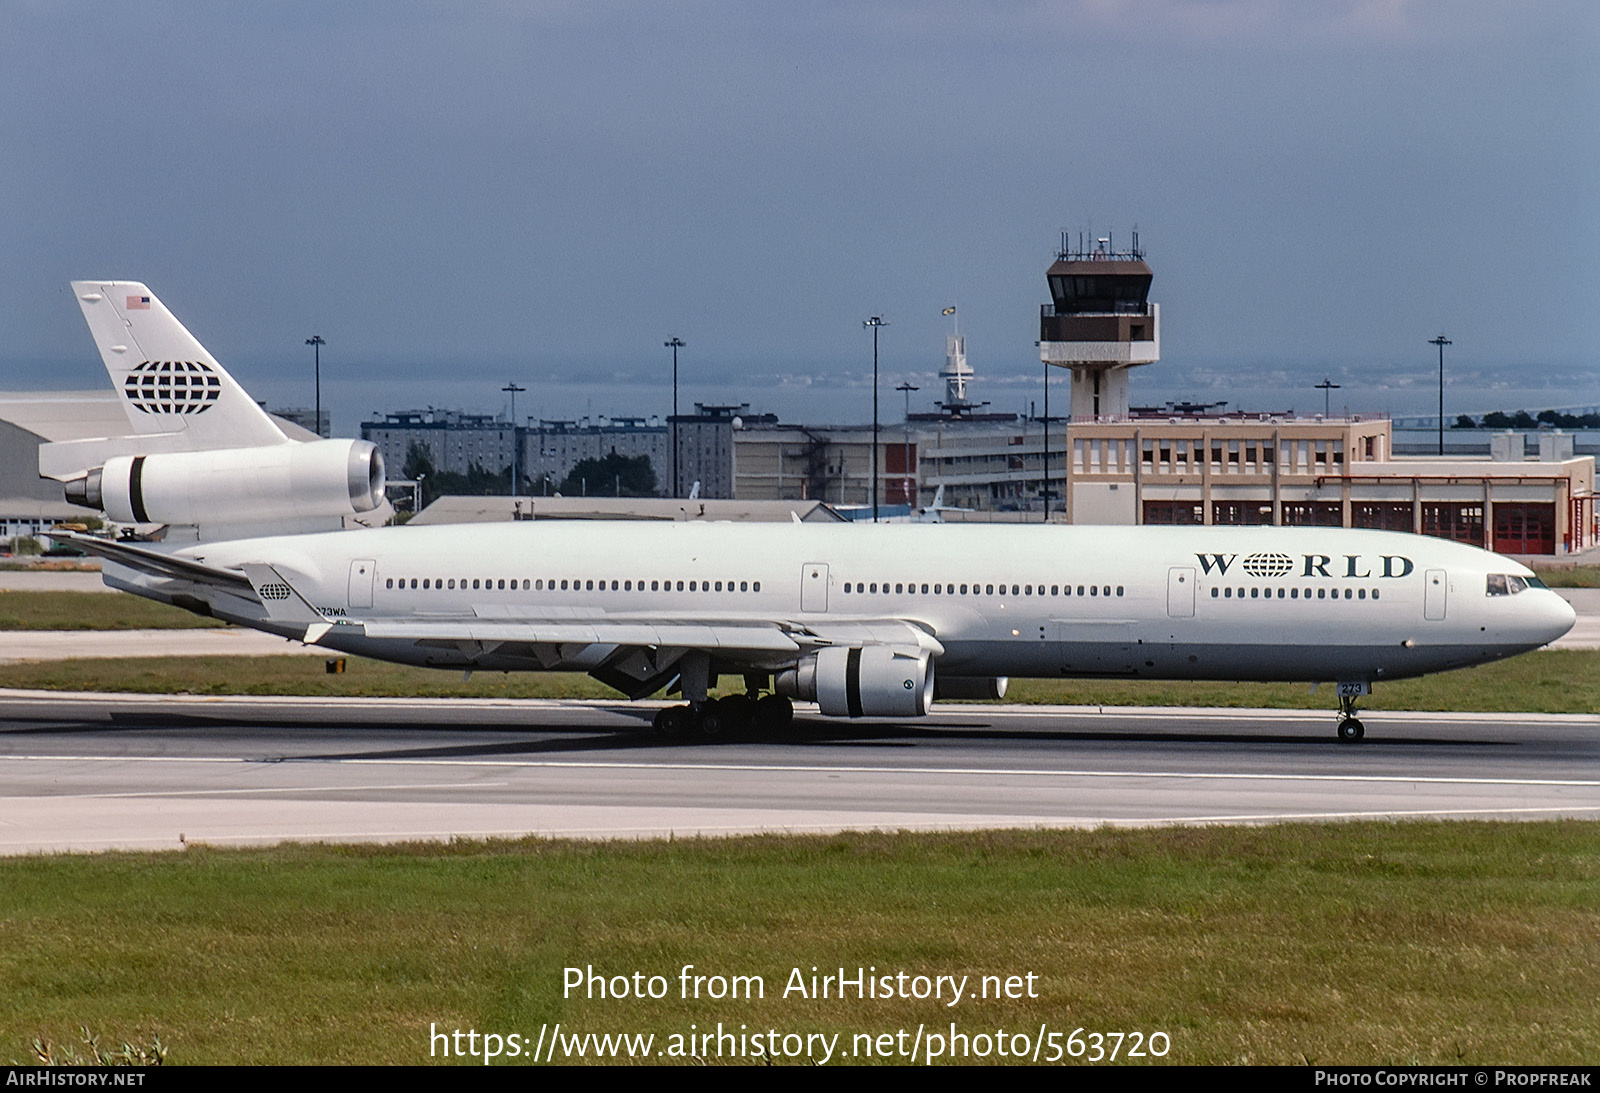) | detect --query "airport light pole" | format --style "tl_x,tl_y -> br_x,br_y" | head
665,337 -> 685,498
1315,378 -> 1341,419
305,335 -> 325,437
502,381 -> 525,496
1430,334 -> 1452,456
1042,356 -> 1051,521
896,381 -> 918,509
863,317 -> 888,521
